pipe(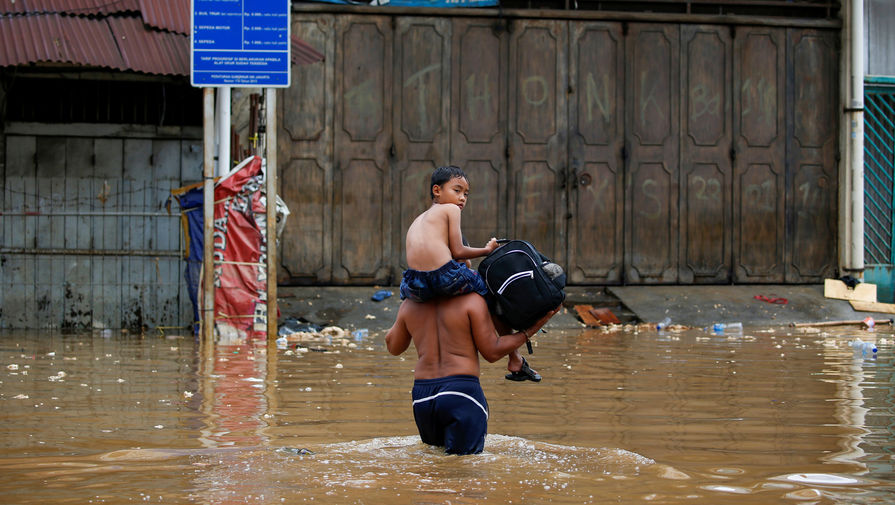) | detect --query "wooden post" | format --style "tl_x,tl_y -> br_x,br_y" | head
265,88 -> 278,340
202,88 -> 216,343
